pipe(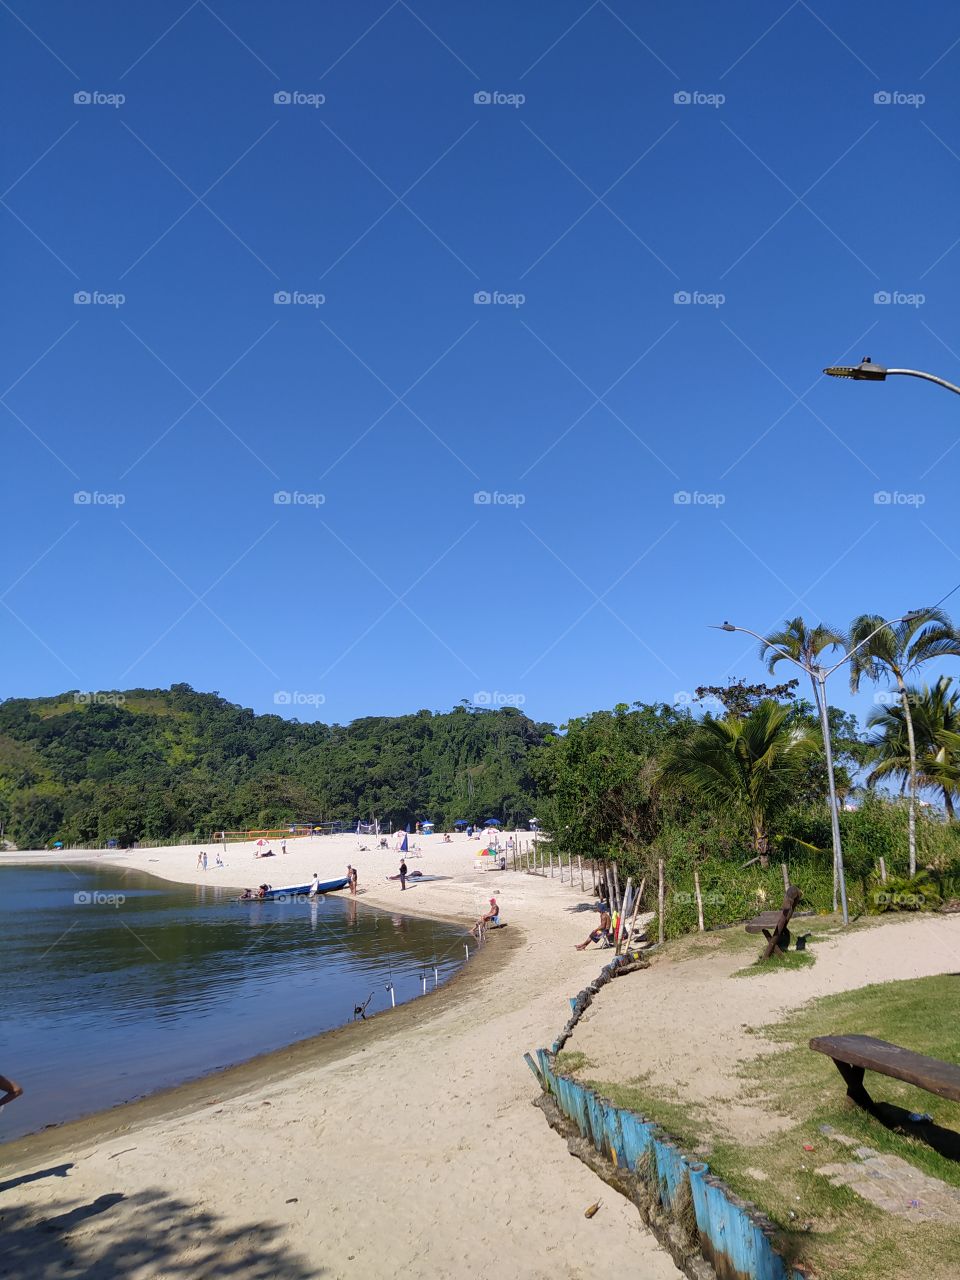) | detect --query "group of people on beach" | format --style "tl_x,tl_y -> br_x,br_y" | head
195,850 -> 224,871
